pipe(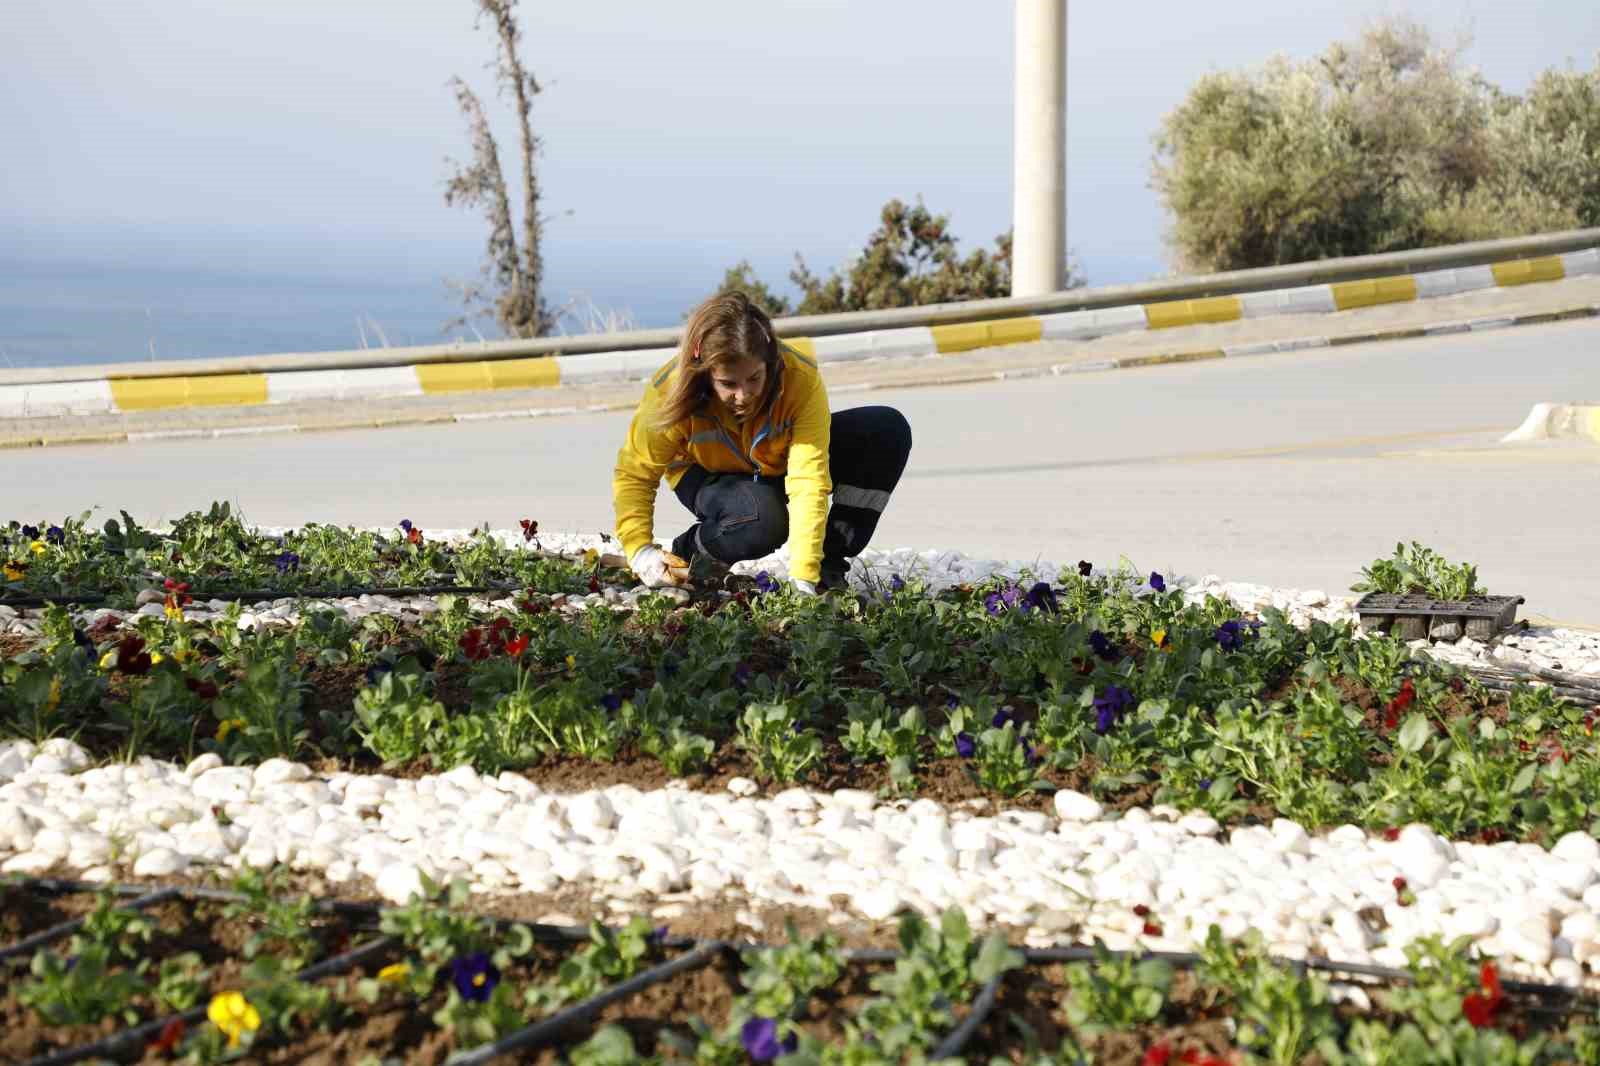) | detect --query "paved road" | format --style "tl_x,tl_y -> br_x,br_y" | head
5,319 -> 1597,621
